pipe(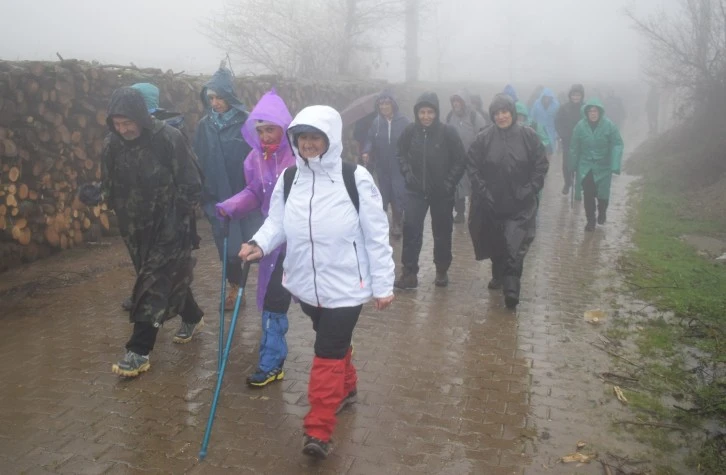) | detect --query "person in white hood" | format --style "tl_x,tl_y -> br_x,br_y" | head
239,105 -> 395,459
